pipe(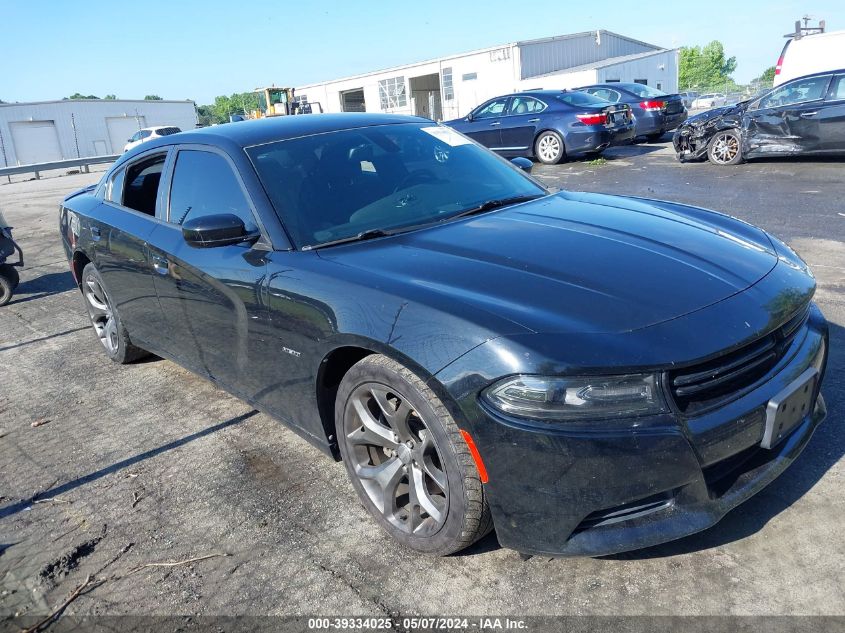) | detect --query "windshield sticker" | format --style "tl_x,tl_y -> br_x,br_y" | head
421,126 -> 472,146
